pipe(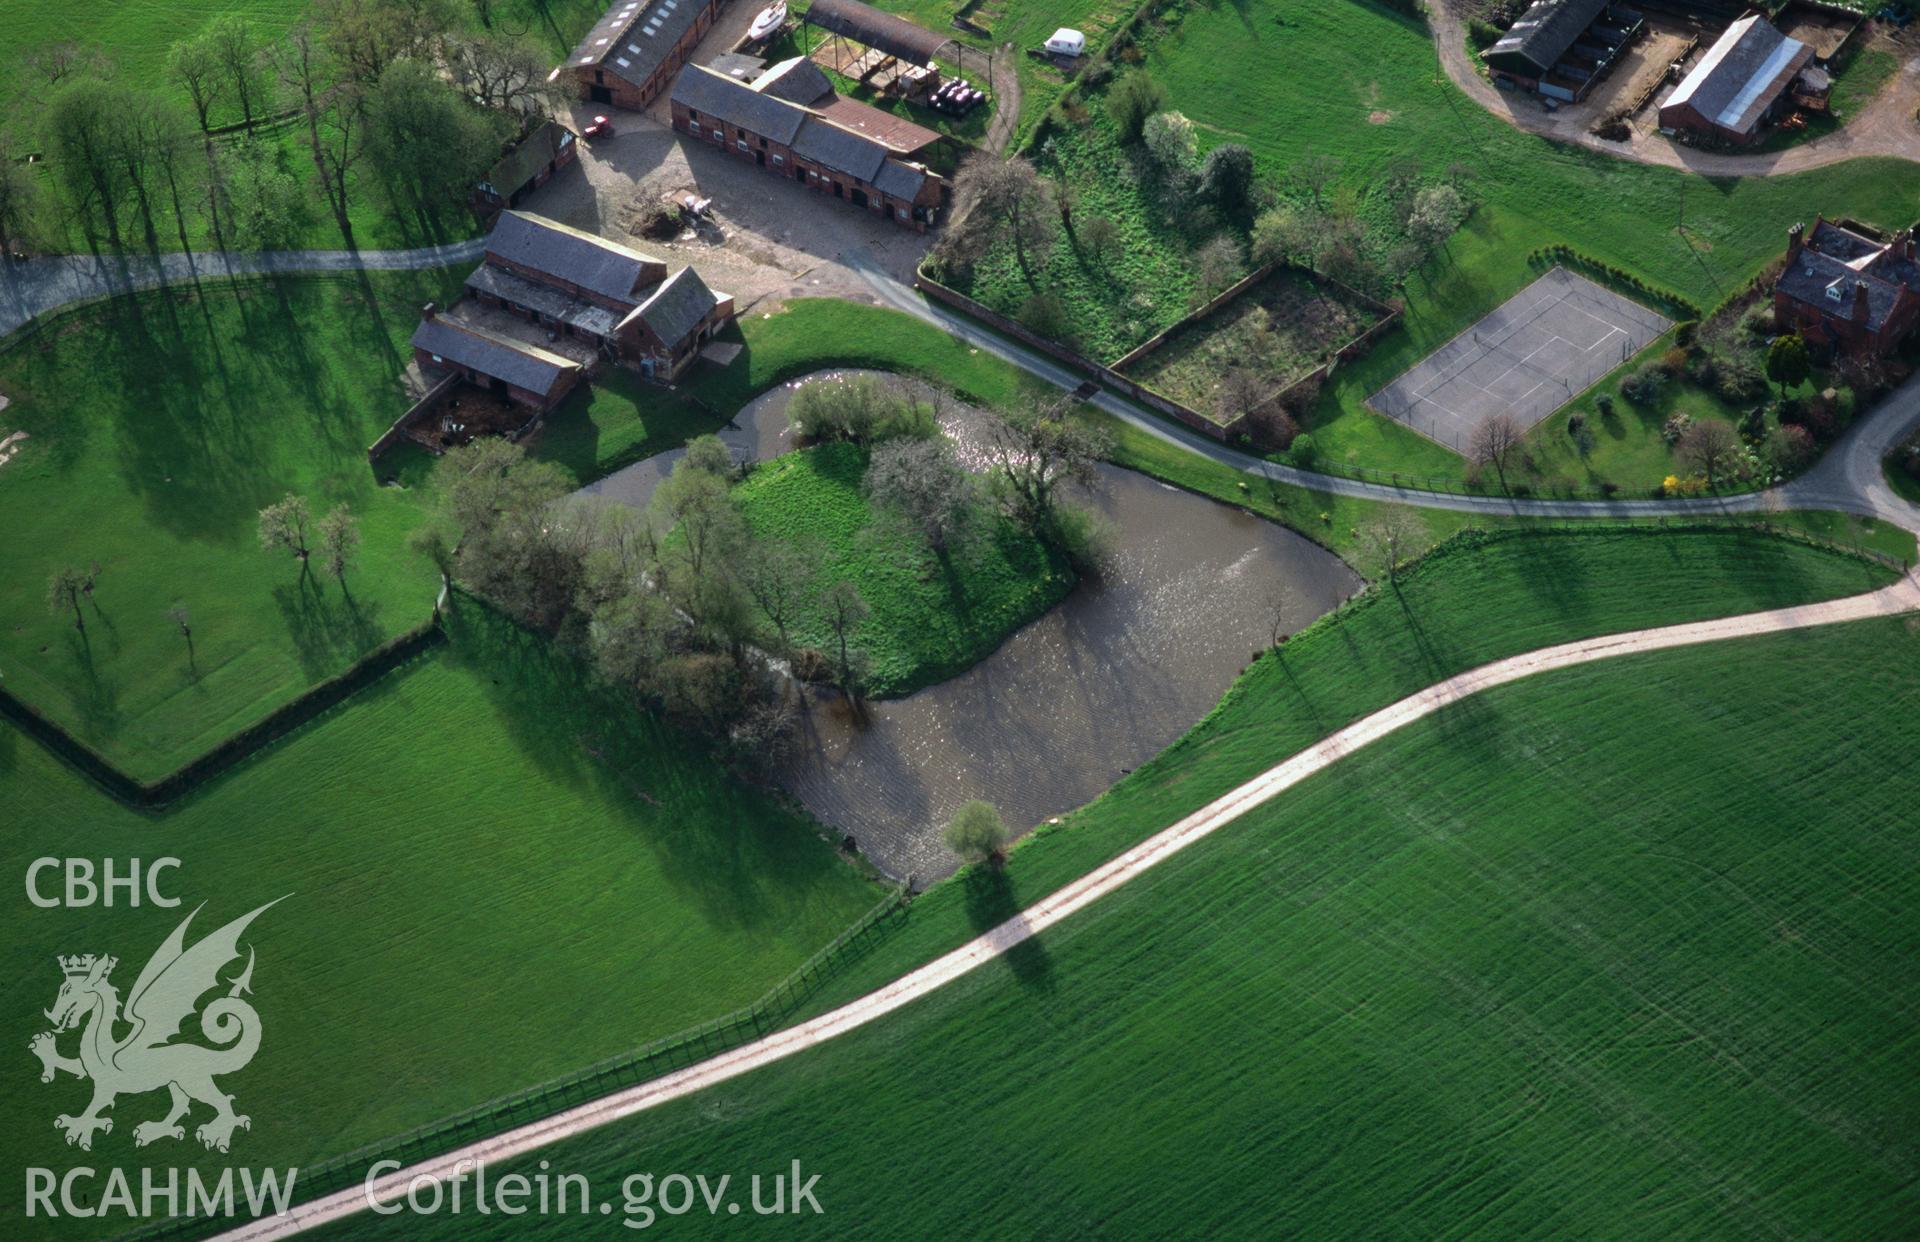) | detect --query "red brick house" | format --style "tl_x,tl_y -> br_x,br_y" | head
471,120 -> 579,223
1775,218 -> 1920,359
409,211 -> 736,410
566,0 -> 720,112
668,62 -> 946,230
